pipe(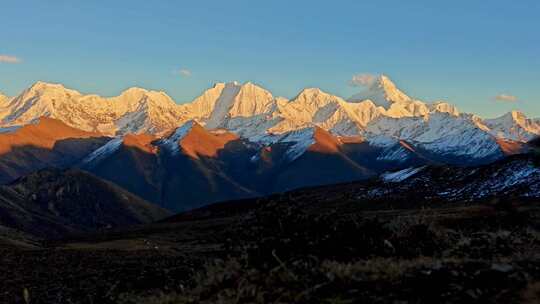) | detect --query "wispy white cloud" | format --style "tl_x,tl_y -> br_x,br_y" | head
349,73 -> 377,87
0,55 -> 22,64
174,68 -> 192,77
494,94 -> 518,103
